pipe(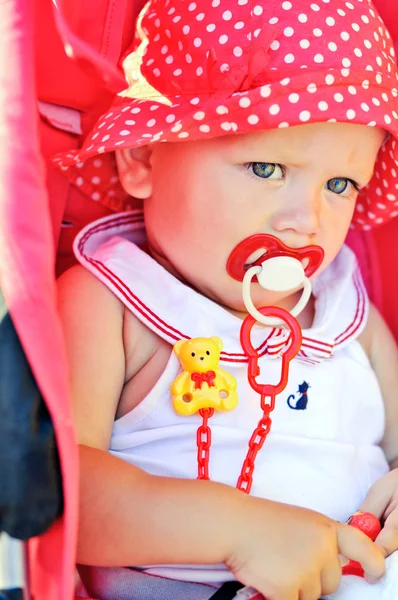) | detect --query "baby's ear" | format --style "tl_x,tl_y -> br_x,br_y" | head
115,147 -> 153,199
173,339 -> 185,357
210,337 -> 223,351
